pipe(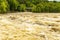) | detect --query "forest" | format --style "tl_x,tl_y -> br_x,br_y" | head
0,0 -> 60,13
